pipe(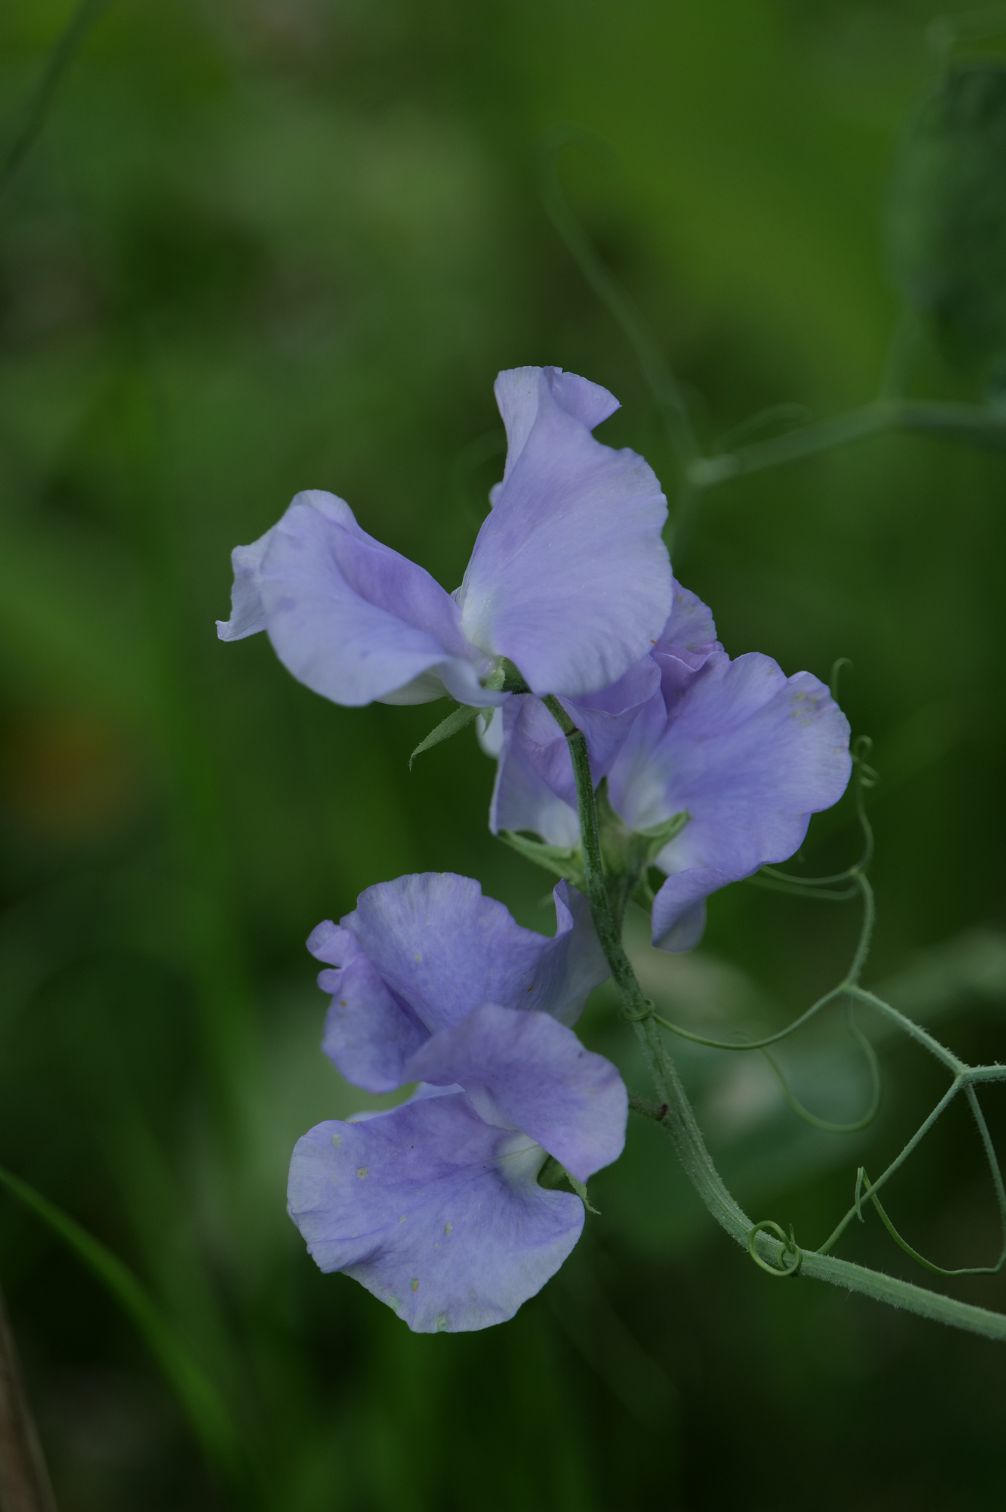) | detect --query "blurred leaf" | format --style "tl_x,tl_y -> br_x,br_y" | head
890,62 -> 1006,390
0,0 -> 111,201
0,1164 -> 244,1487
0,518 -> 154,720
